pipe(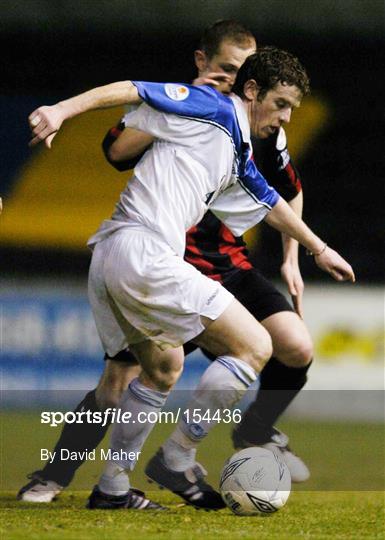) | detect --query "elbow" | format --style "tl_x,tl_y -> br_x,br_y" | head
107,144 -> 122,163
